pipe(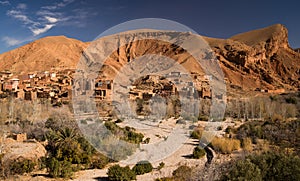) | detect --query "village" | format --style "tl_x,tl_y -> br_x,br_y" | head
0,69 -> 216,105
0,69 -> 219,110
128,72 -> 213,101
0,69 -> 75,106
